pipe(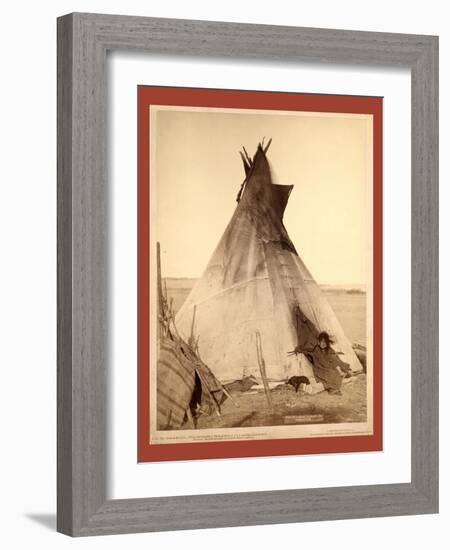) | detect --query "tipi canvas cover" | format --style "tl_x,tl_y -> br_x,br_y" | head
175,144 -> 362,382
